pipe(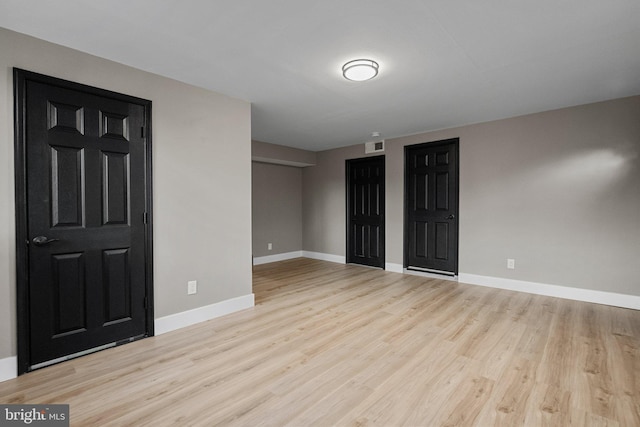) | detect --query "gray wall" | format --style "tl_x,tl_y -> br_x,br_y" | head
0,28 -> 252,360
252,139 -> 316,167
303,96 -> 640,296
252,162 -> 303,257
303,145 -> 364,257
